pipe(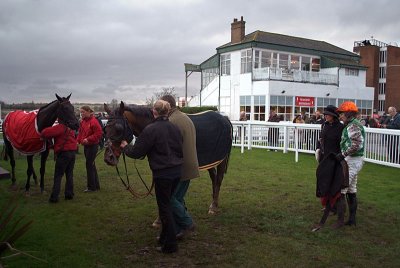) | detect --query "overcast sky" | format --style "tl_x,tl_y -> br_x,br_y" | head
0,0 -> 399,104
